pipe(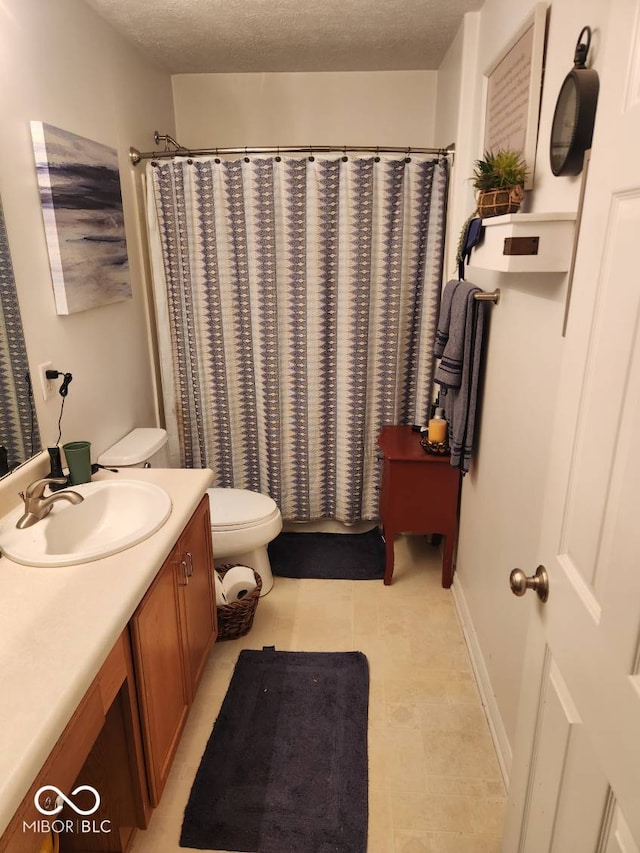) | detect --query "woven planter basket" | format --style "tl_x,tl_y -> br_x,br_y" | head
477,185 -> 524,218
216,564 -> 262,641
